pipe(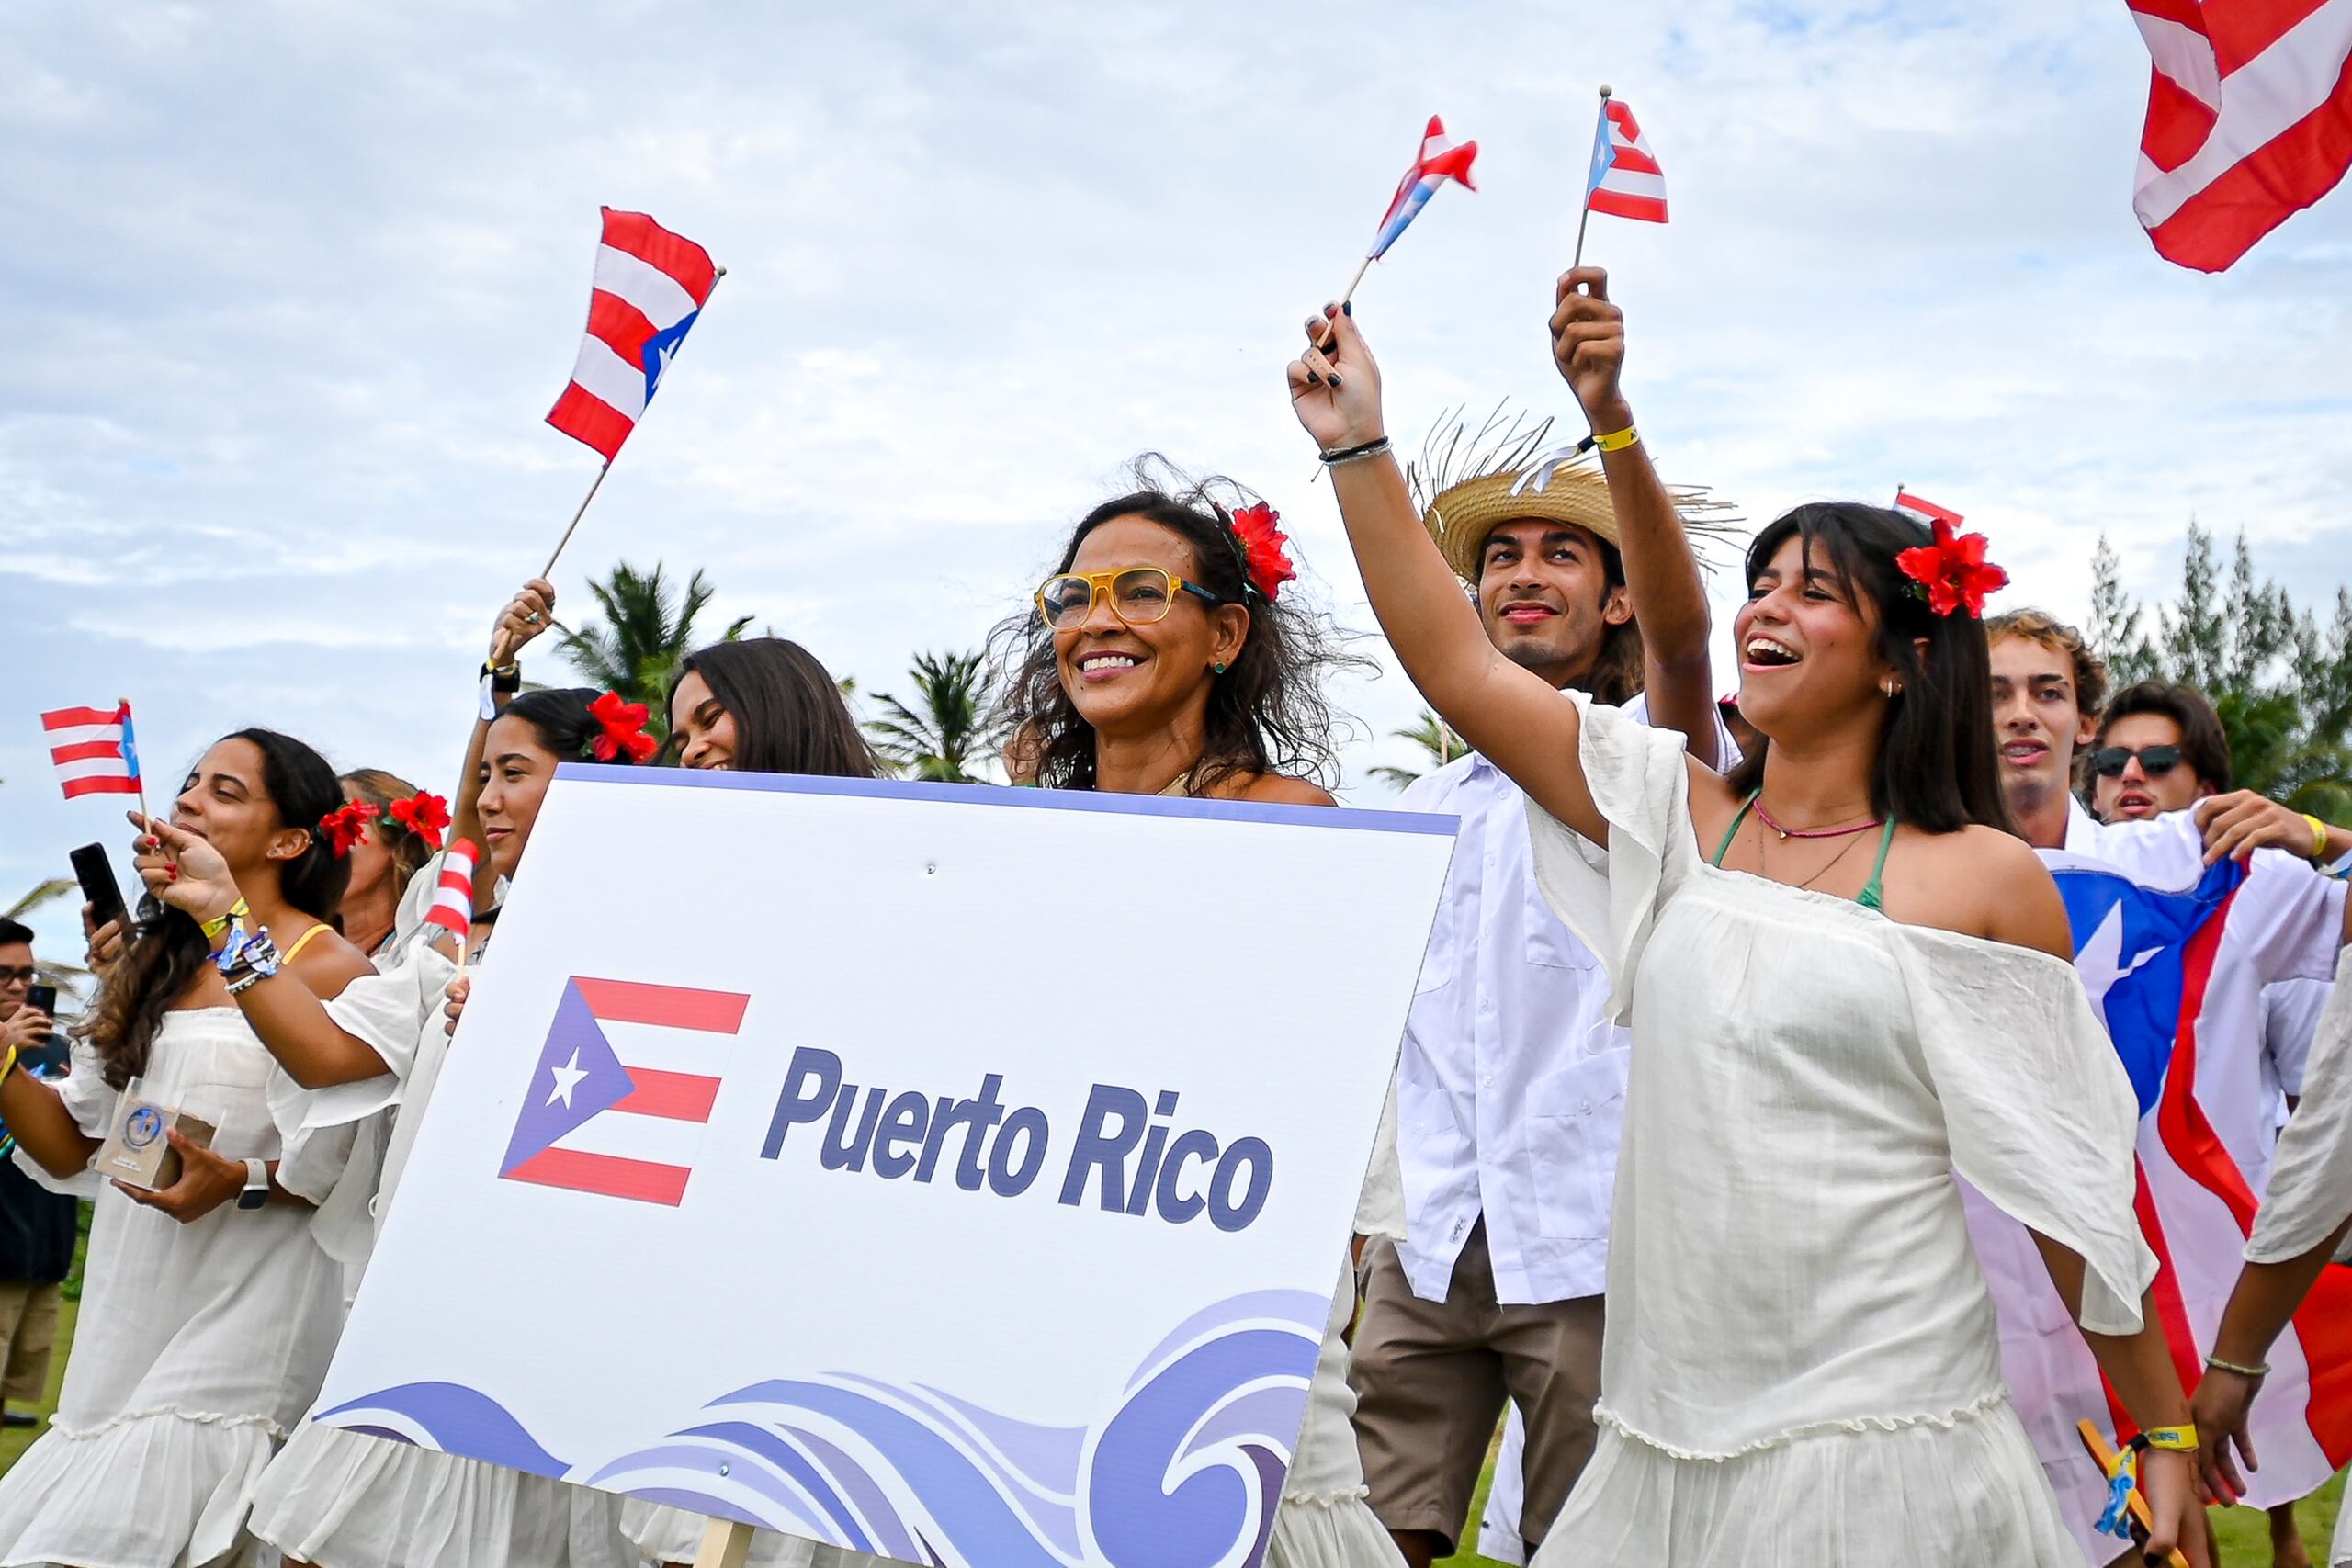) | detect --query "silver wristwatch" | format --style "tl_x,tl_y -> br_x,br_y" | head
236,1158 -> 270,1212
